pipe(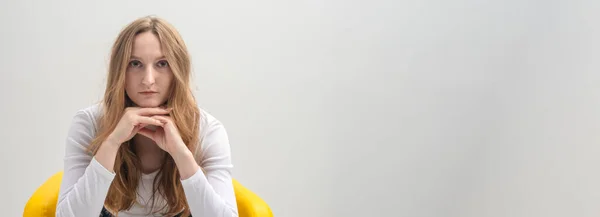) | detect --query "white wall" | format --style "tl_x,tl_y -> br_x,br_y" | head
2,0 -> 600,216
